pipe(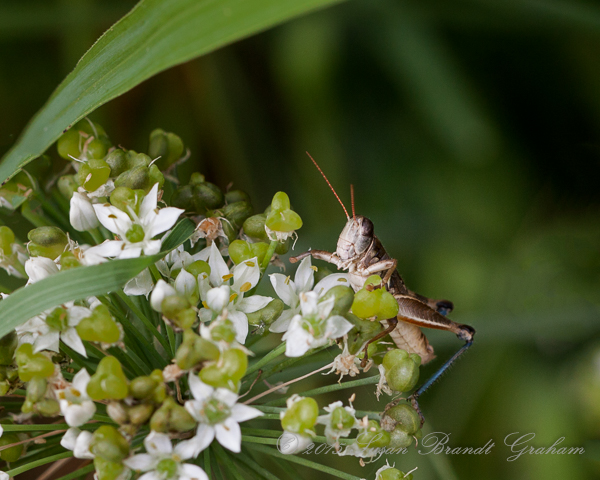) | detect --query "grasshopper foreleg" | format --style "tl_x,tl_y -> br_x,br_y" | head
359,317 -> 398,368
289,250 -> 344,268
